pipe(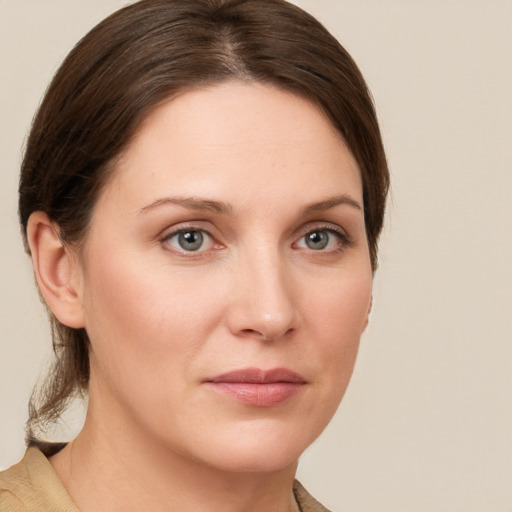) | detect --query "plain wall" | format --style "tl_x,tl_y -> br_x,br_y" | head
1,1 -> 511,510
